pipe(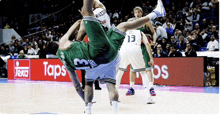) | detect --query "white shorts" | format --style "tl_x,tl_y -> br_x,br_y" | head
85,54 -> 120,84
118,47 -> 146,72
